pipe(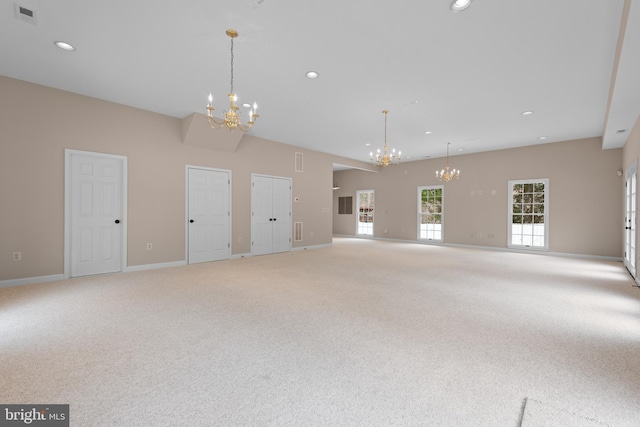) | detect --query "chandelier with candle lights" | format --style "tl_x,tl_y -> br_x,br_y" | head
205,29 -> 258,132
370,110 -> 401,167
435,142 -> 460,182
